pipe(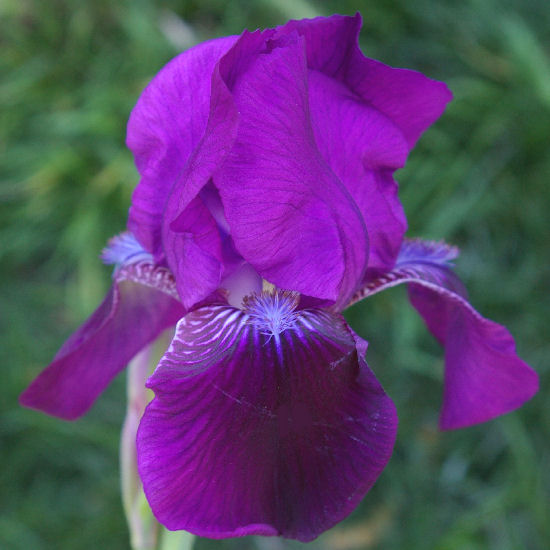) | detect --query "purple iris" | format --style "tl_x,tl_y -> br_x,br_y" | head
20,14 -> 538,543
